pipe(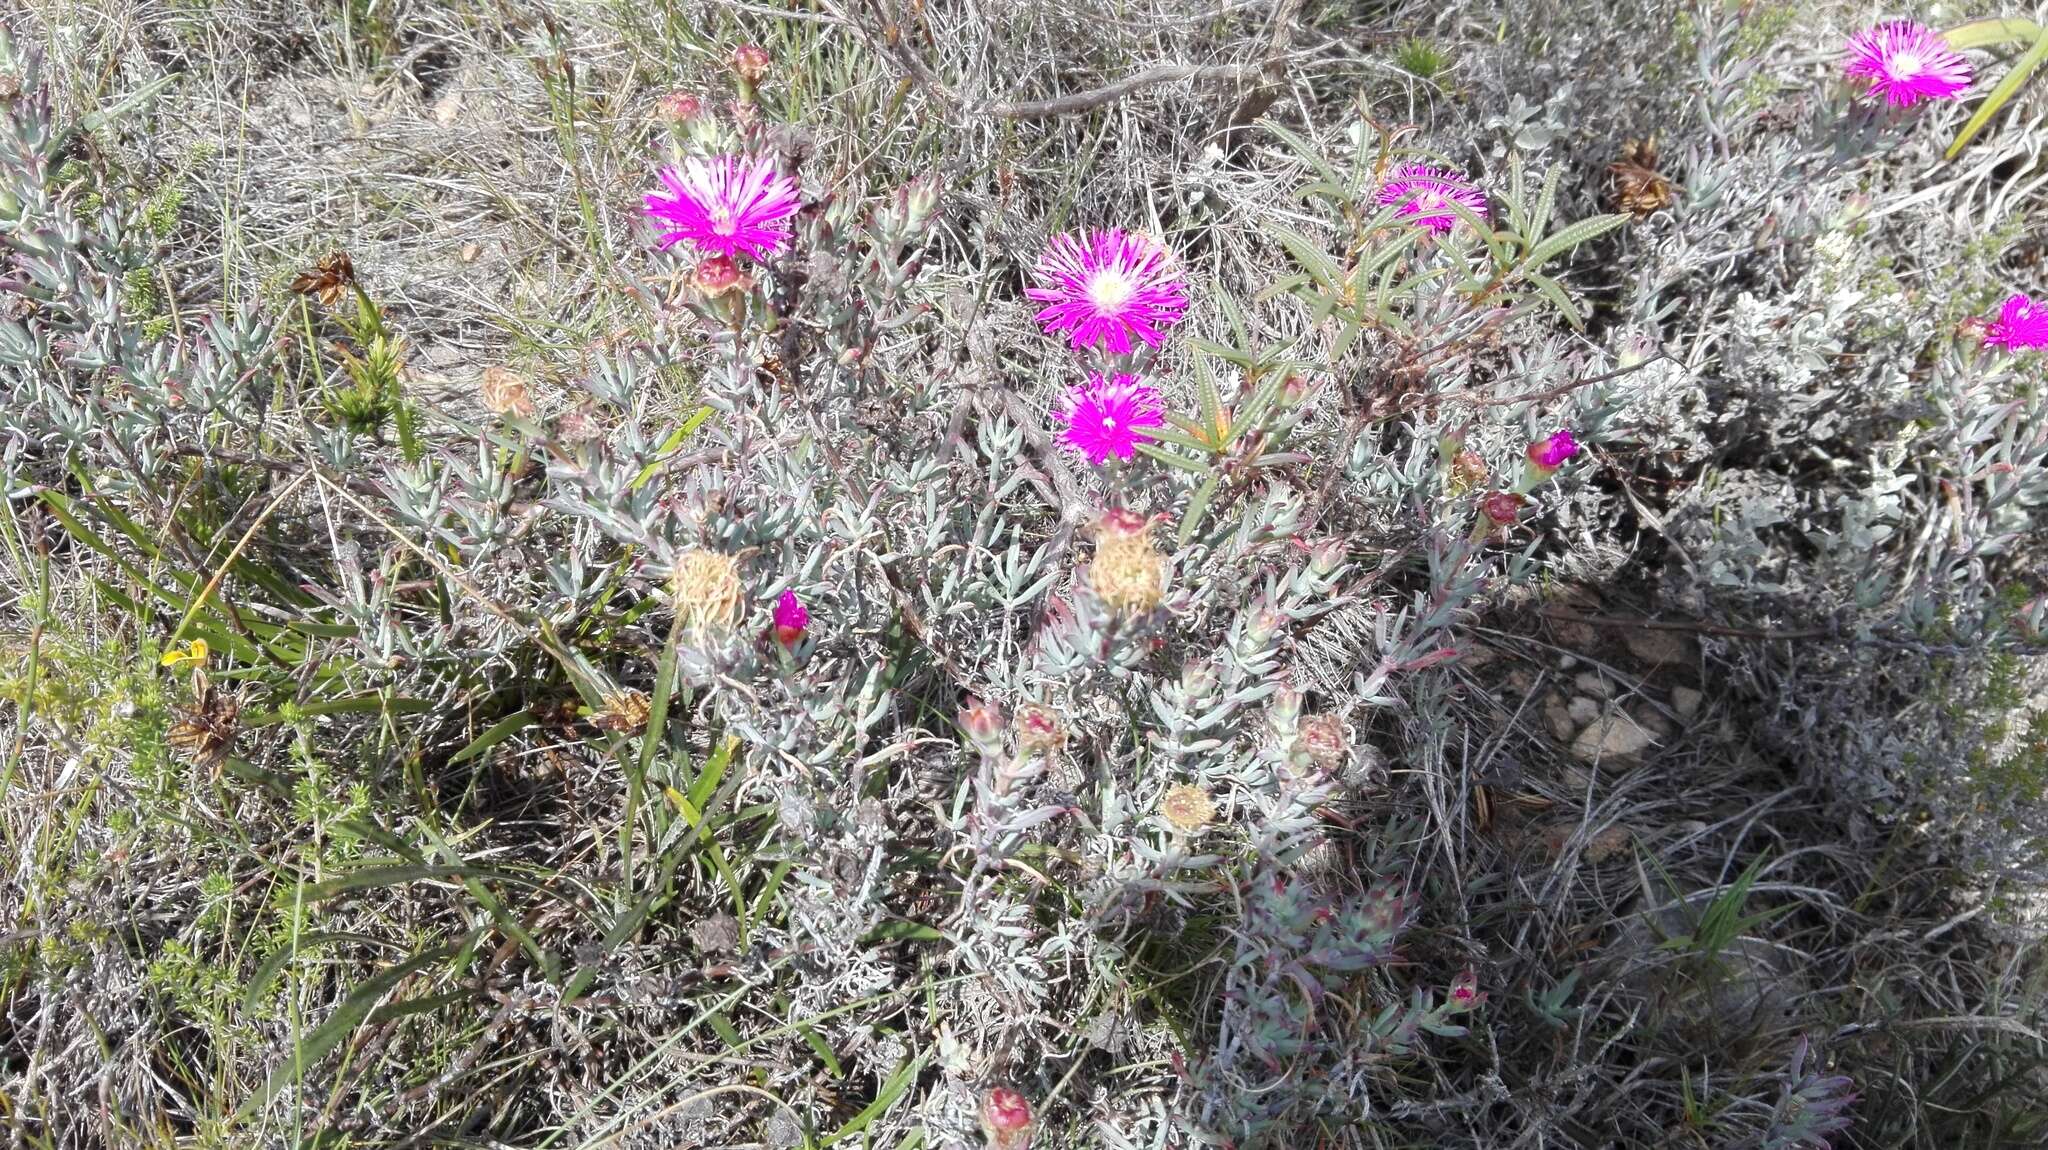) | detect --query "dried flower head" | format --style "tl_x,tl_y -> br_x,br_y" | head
1014,702 -> 1067,753
1058,372 -> 1163,465
670,550 -> 744,634
1376,163 -> 1488,234
1984,292 -> 2048,351
1446,966 -> 1486,1011
1026,229 -> 1187,354
1087,520 -> 1166,614
1845,21 -> 1972,107
1480,490 -> 1526,526
732,44 -> 772,84
1298,713 -> 1350,771
645,155 -> 801,261
979,1086 -> 1035,1150
1448,448 -> 1489,493
773,588 -> 809,646
289,251 -> 356,306
593,689 -> 652,735
479,366 -> 537,419
1159,783 -> 1216,833
657,91 -> 704,121
168,670 -> 240,776
1609,137 -> 1673,217
554,402 -> 604,448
